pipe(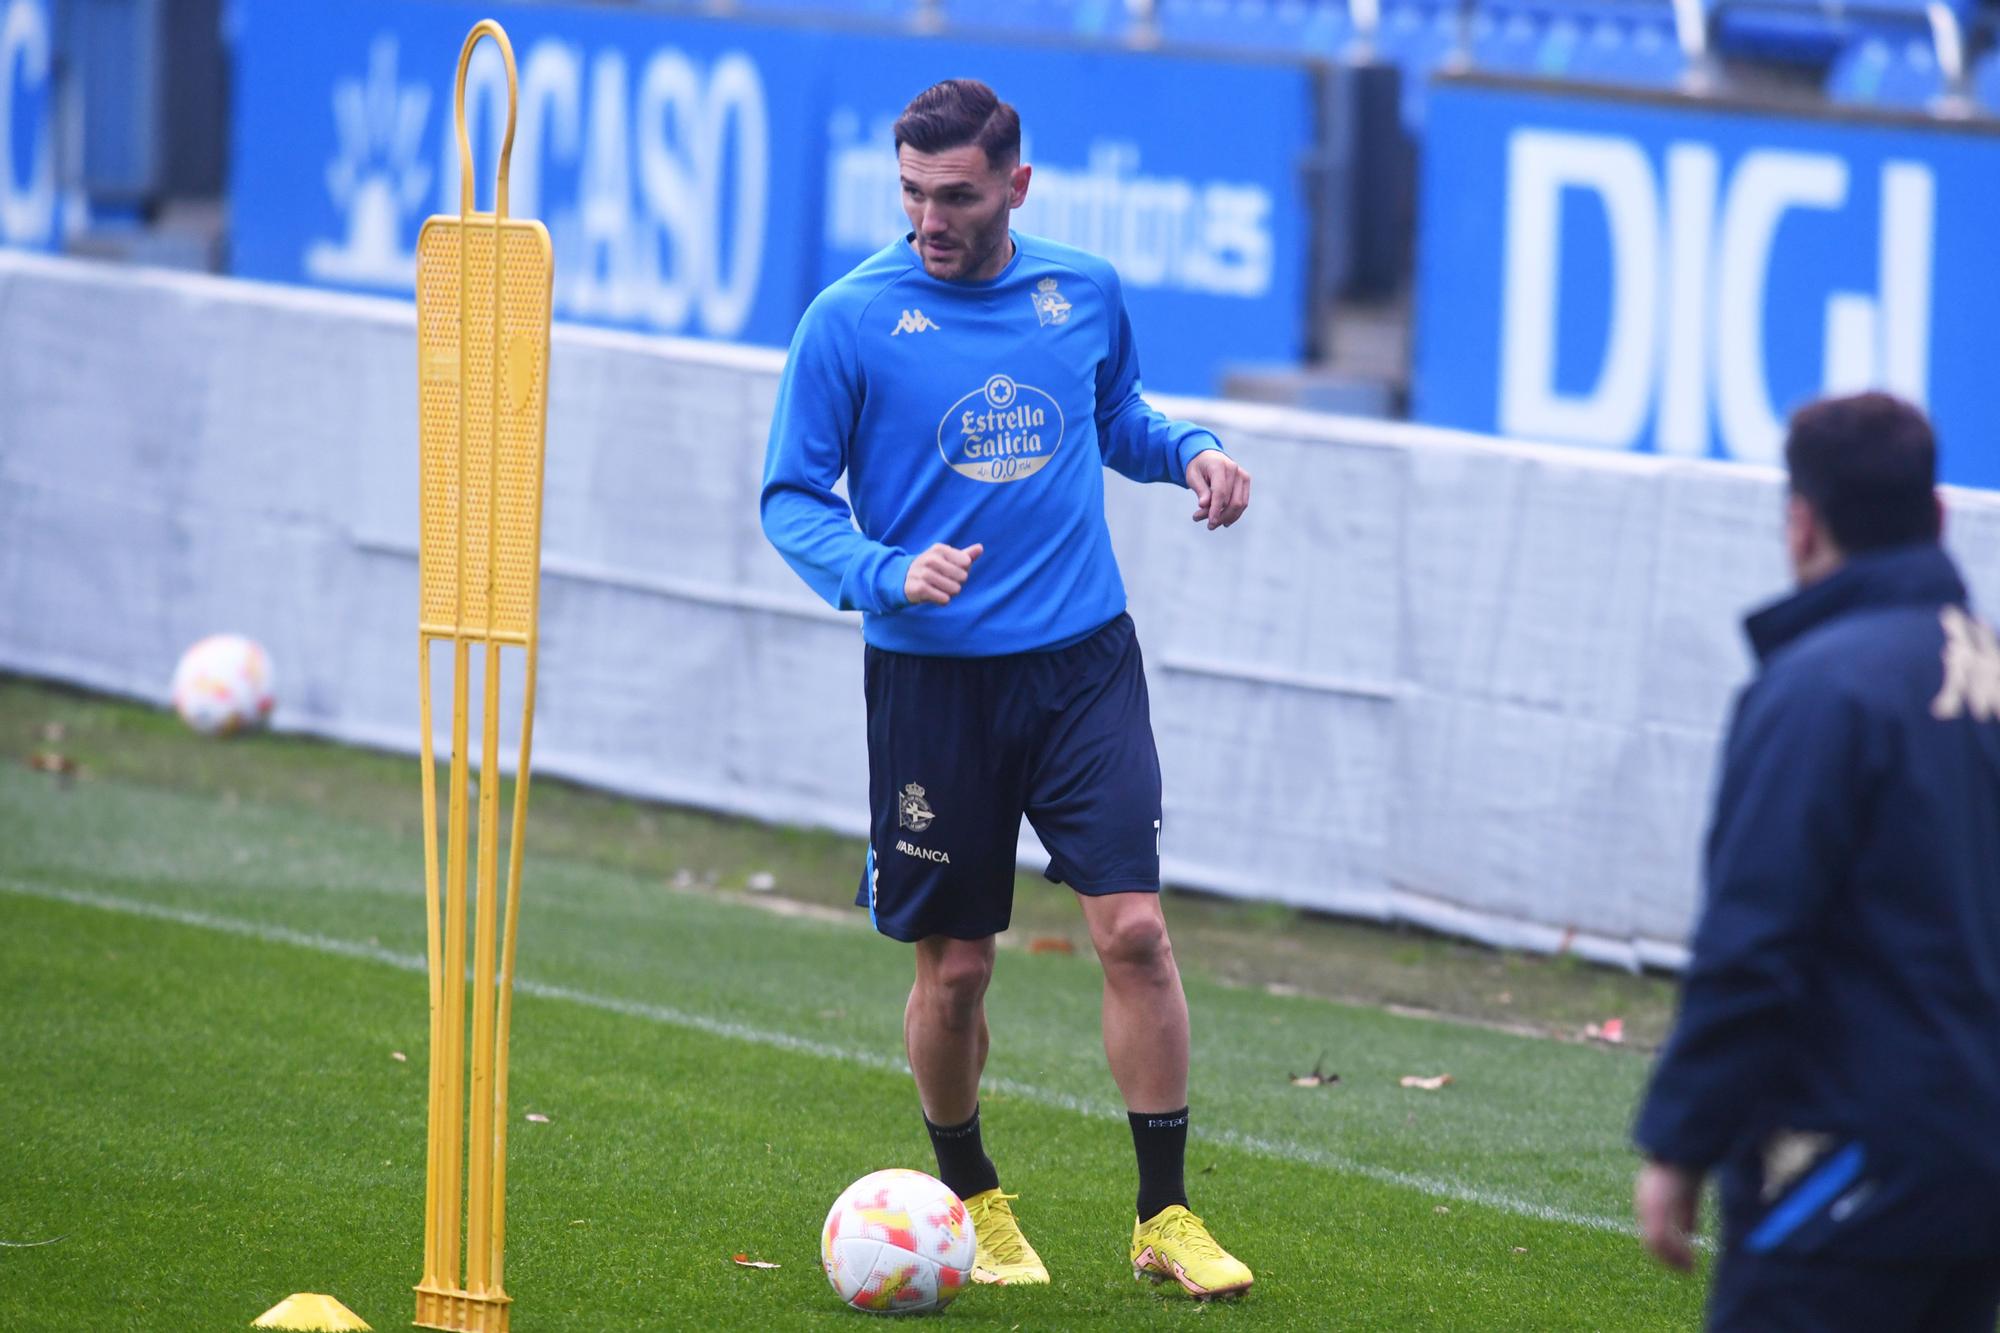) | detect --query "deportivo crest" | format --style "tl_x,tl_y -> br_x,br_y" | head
1030,276 -> 1071,327
897,783 -> 935,833
936,373 -> 1067,484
